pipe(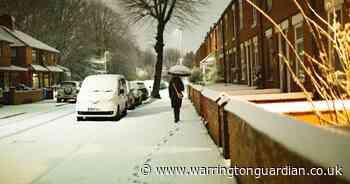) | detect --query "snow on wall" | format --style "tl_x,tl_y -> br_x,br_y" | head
201,89 -> 221,102
224,99 -> 350,181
